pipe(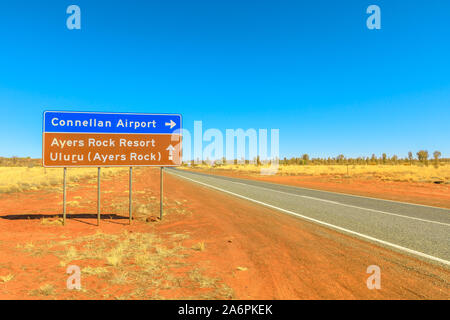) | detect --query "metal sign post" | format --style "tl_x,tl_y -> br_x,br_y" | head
63,168 -> 67,226
97,167 -> 101,226
129,167 -> 133,225
160,167 -> 164,220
